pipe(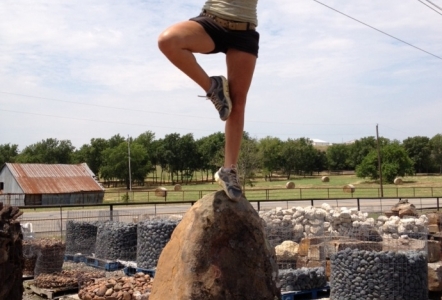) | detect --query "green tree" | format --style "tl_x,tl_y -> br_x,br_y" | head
280,139 -> 297,179
258,136 -> 282,181
294,138 -> 317,176
16,138 -> 74,164
196,132 -> 225,181
100,140 -> 148,189
313,149 -> 327,174
430,134 -> 442,173
0,144 -> 19,165
73,138 -> 109,175
347,137 -> 377,169
356,143 -> 414,183
326,144 -> 350,171
237,134 -> 259,188
402,136 -> 432,173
